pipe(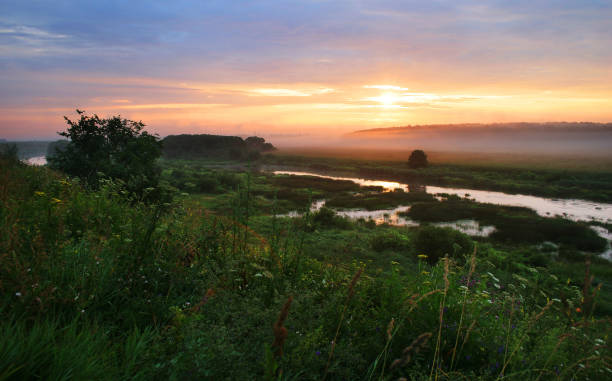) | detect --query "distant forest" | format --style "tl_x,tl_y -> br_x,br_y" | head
161,134 -> 276,160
